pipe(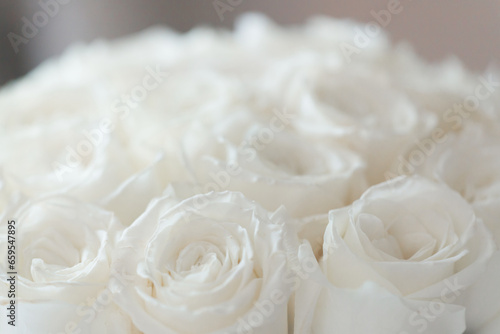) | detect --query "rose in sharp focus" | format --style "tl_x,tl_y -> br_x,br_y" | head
294,176 -> 496,334
111,191 -> 293,334
414,124 -> 500,332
